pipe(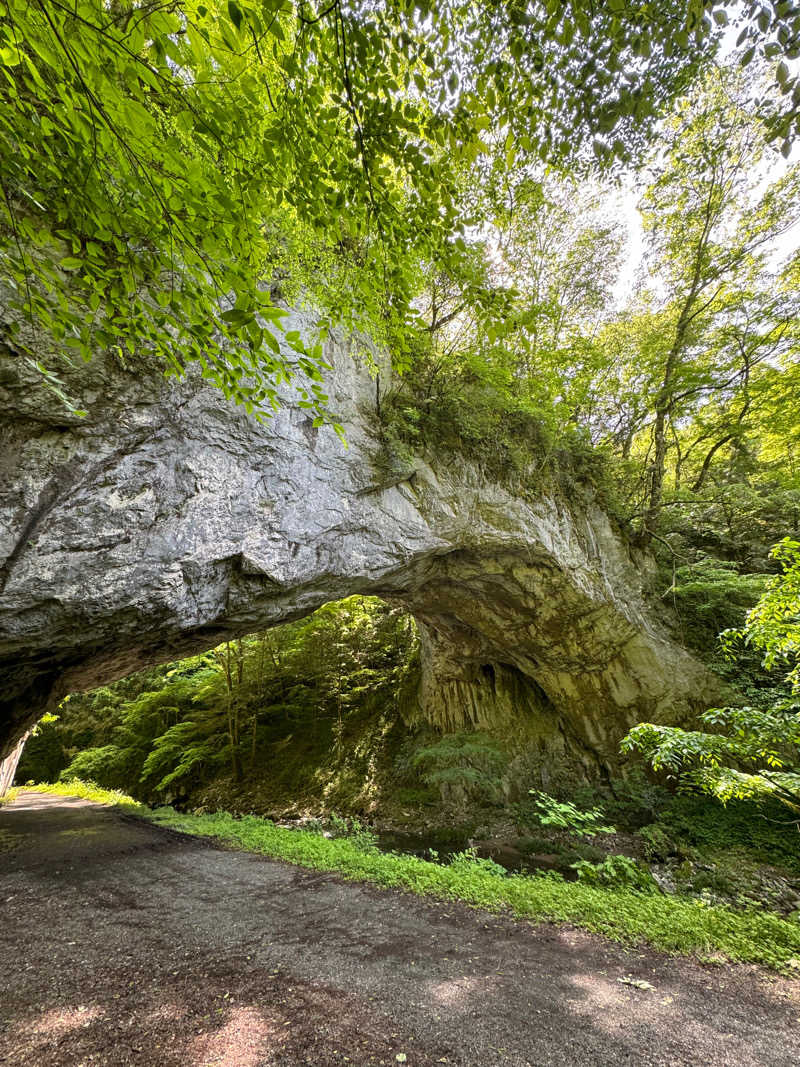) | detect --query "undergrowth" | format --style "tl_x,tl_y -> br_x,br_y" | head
657,796 -> 800,873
